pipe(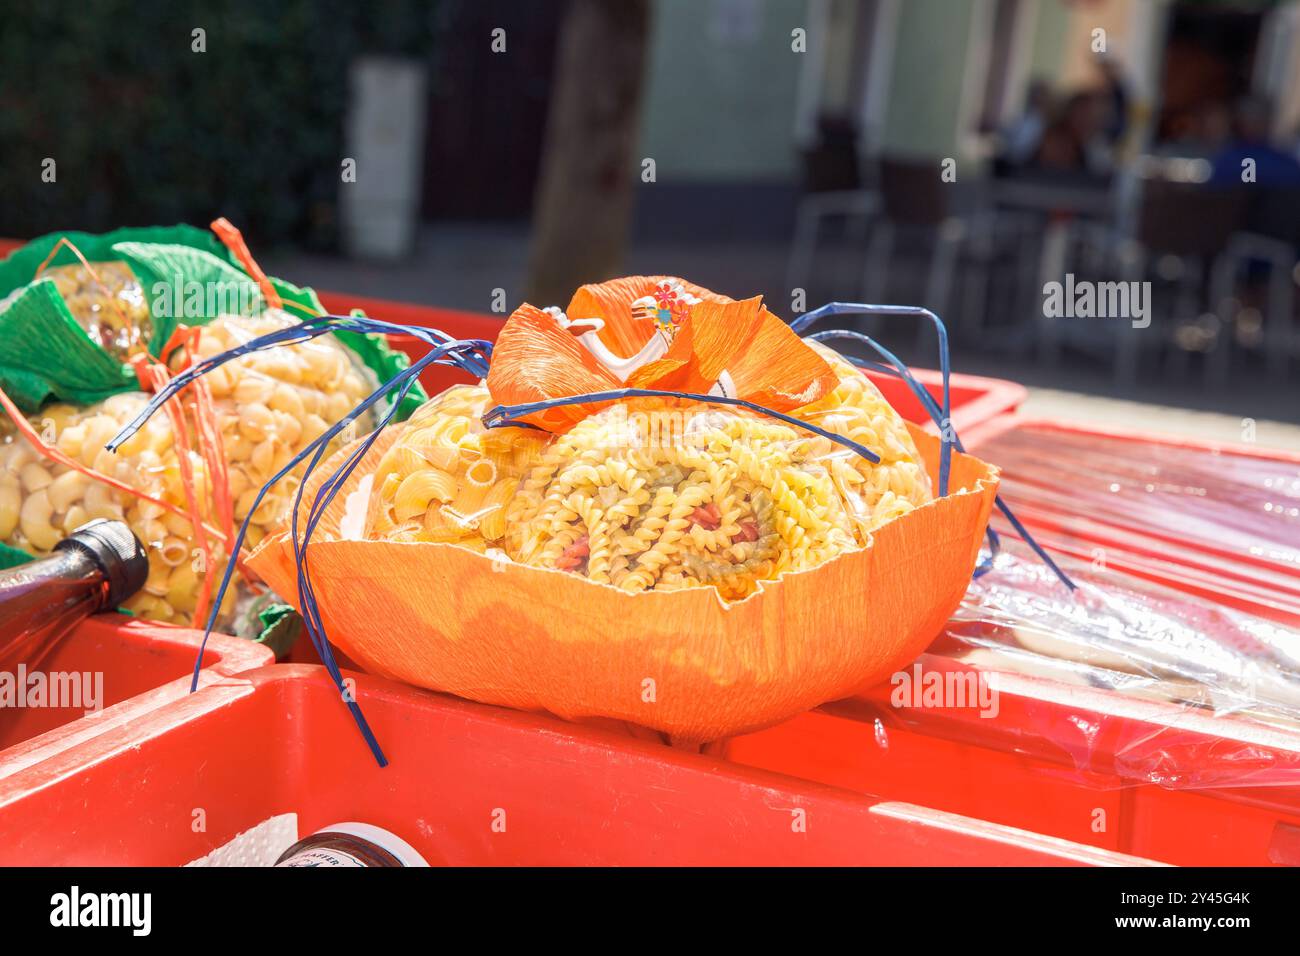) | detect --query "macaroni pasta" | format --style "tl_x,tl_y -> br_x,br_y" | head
0,309 -> 377,630
365,345 -> 935,602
